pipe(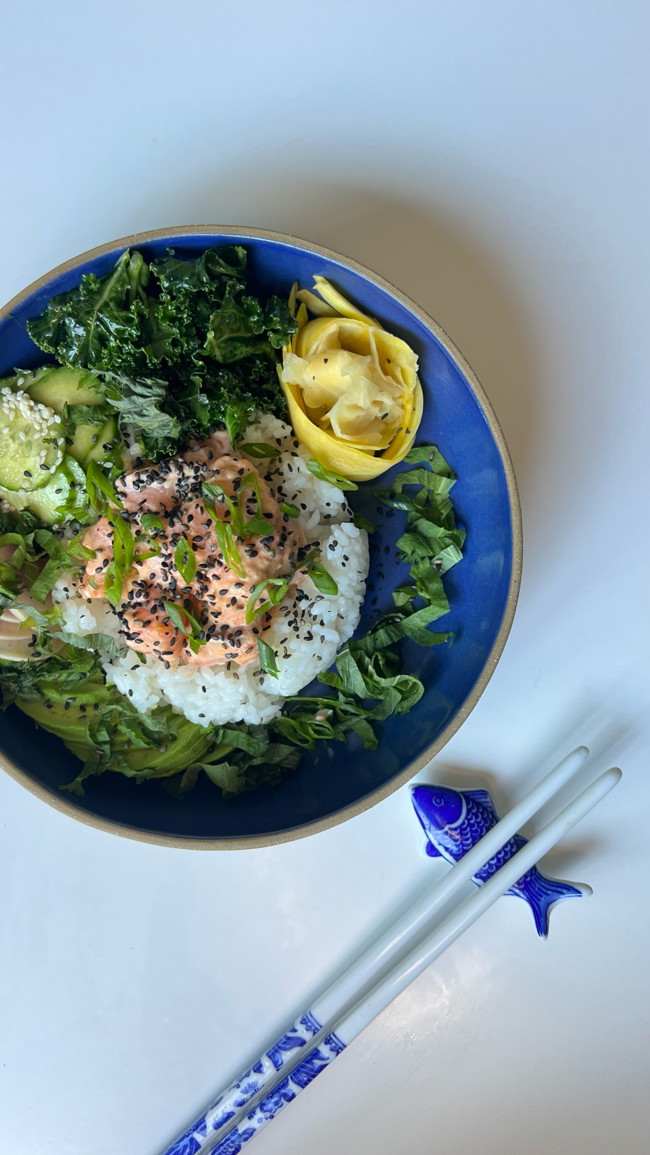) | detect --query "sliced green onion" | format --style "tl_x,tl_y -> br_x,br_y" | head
280,502 -> 300,518
237,473 -> 270,538
102,514 -> 135,605
102,563 -> 121,606
112,519 -> 134,589
141,513 -> 165,533
239,442 -> 281,459
174,536 -> 196,585
163,599 -> 201,635
238,473 -> 262,527
213,520 -> 245,579
162,599 -> 205,653
224,401 -> 252,447
243,517 -> 269,536
306,560 -> 338,595
352,512 -> 375,533
204,482 -> 242,533
306,458 -> 358,491
245,576 -> 291,624
256,637 -> 279,678
86,461 -> 123,510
